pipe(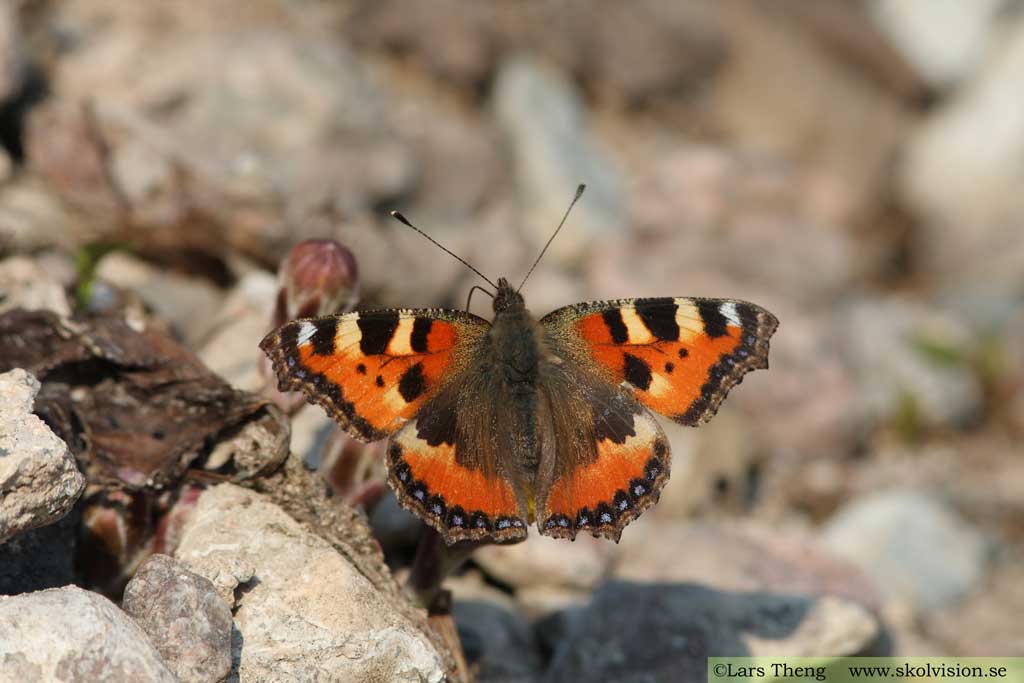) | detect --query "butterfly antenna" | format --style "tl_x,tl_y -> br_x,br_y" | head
518,183 -> 585,292
390,211 -> 498,290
